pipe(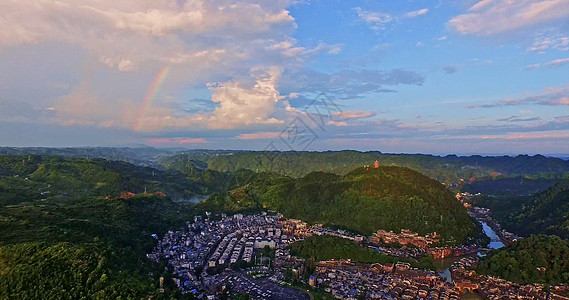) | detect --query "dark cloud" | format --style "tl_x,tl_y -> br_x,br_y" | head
467,84 -> 569,108
497,115 -> 542,122
441,65 -> 458,74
